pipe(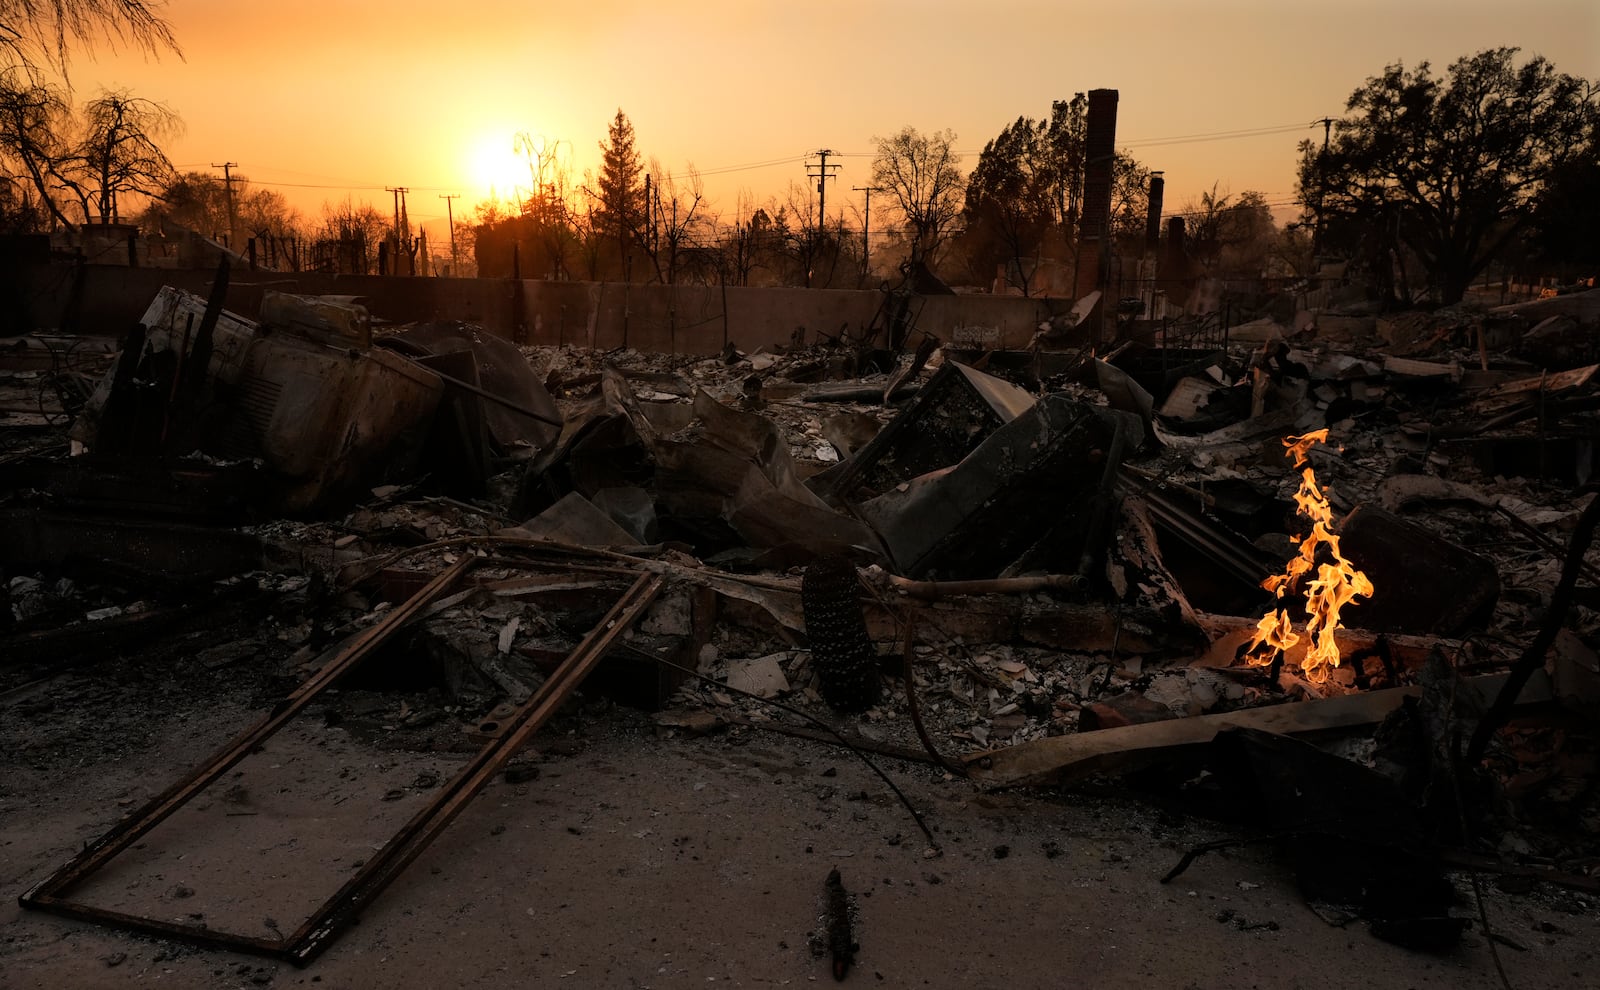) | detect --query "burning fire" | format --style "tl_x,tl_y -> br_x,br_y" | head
1243,429 -> 1374,683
